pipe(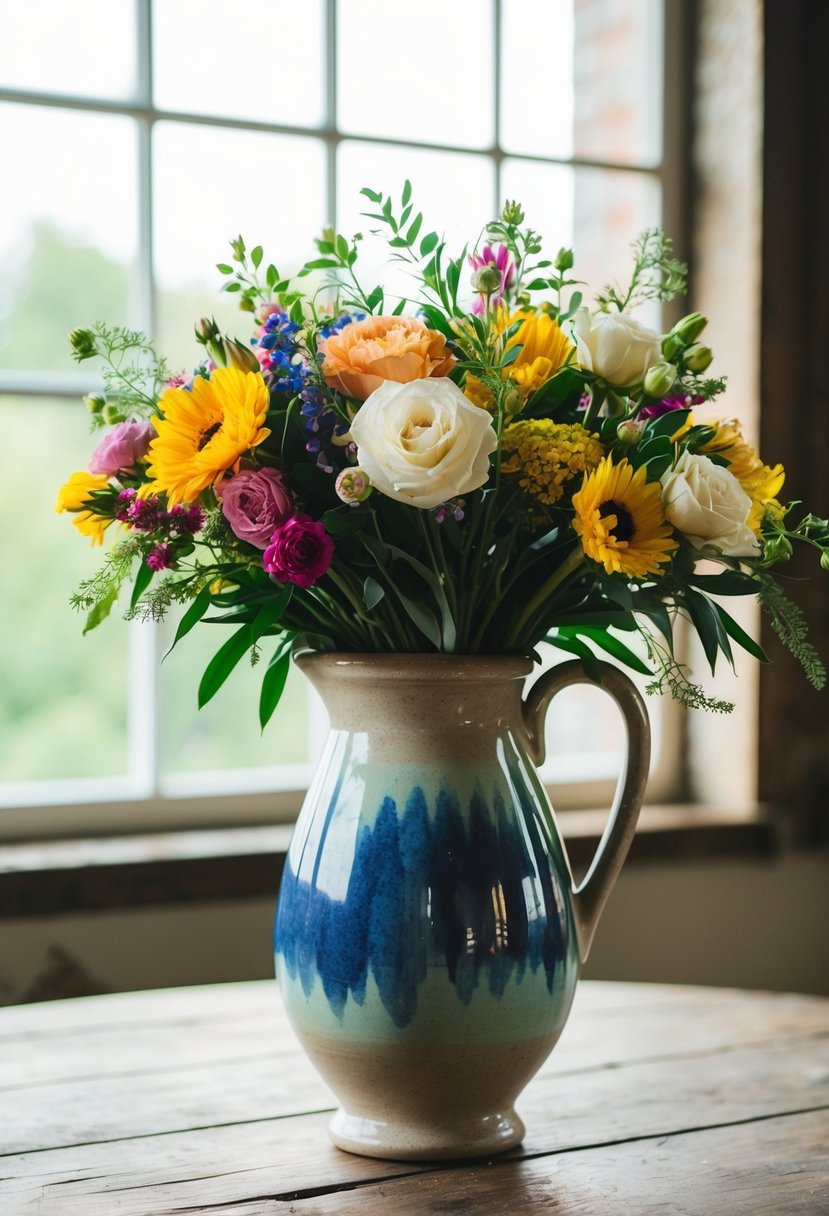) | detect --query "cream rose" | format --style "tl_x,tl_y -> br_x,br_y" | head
349,378 -> 497,509
571,307 -> 663,388
661,451 -> 760,557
